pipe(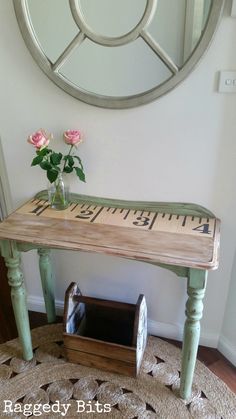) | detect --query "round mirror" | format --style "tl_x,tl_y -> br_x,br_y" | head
14,0 -> 225,108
